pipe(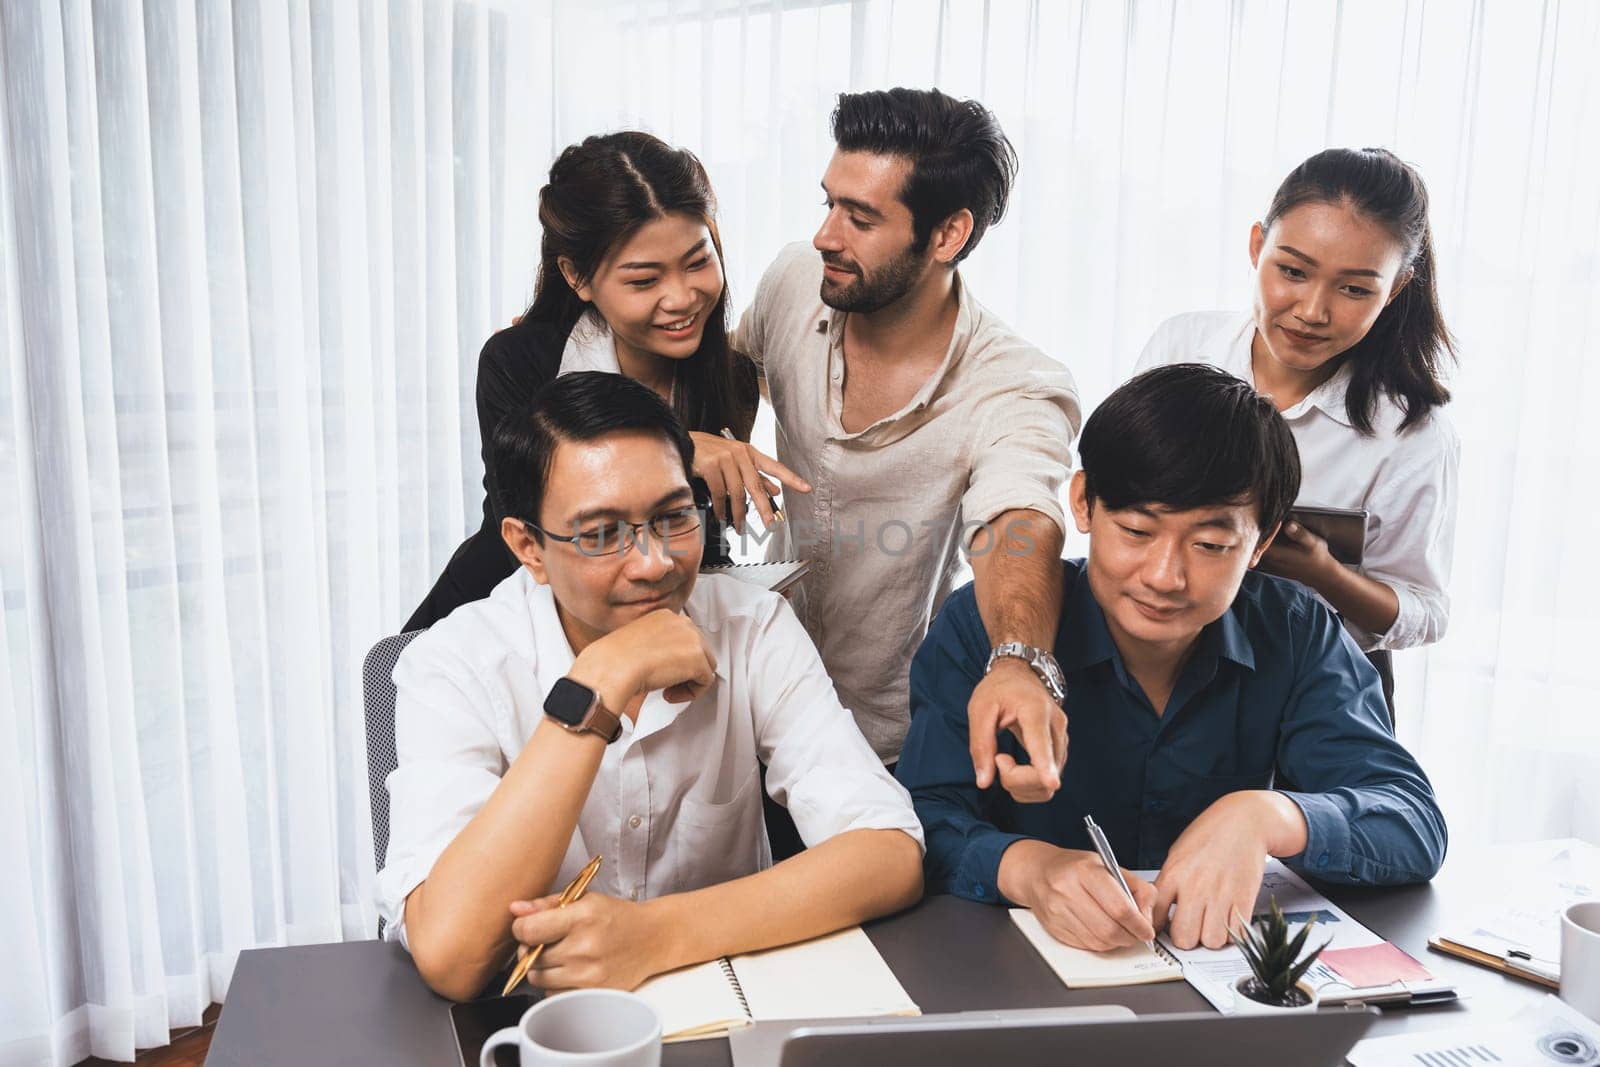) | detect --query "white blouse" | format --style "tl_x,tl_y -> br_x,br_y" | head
1135,311 -> 1460,651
